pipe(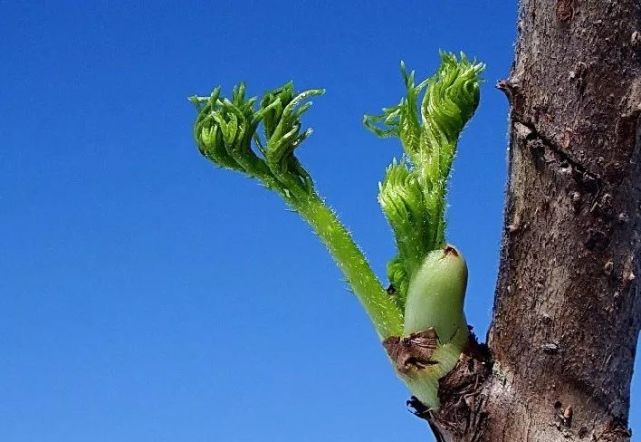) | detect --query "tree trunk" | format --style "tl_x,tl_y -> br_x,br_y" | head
422,1 -> 641,440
